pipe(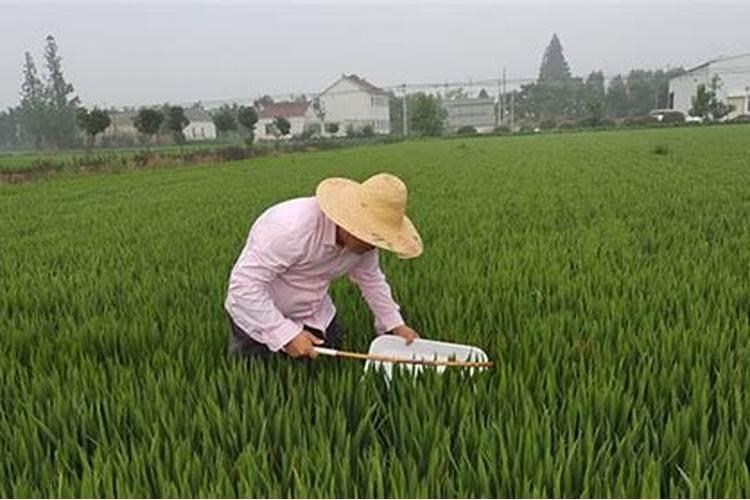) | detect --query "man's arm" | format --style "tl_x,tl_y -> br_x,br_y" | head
226,225 -> 304,352
347,250 -> 411,336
